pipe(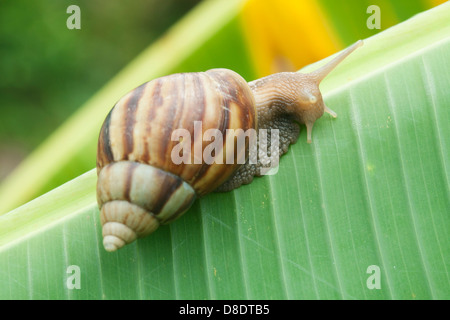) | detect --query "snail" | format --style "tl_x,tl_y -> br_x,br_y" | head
96,40 -> 363,252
